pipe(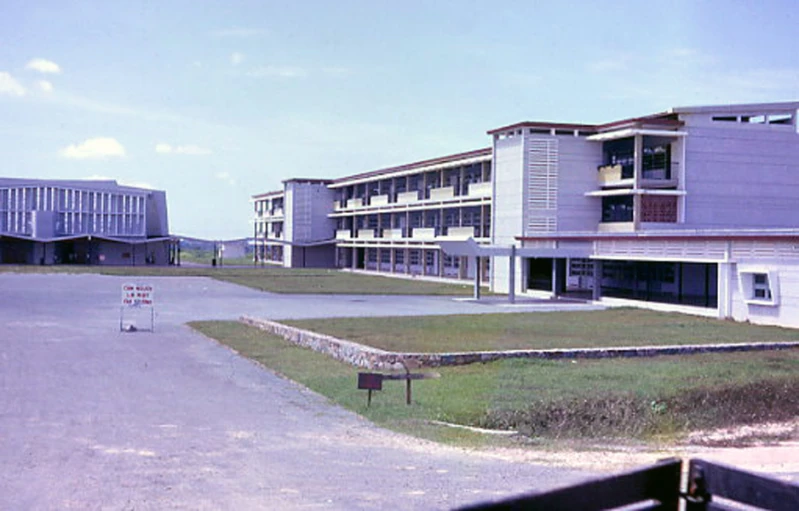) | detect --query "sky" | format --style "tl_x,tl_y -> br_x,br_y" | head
1,0 -> 798,240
